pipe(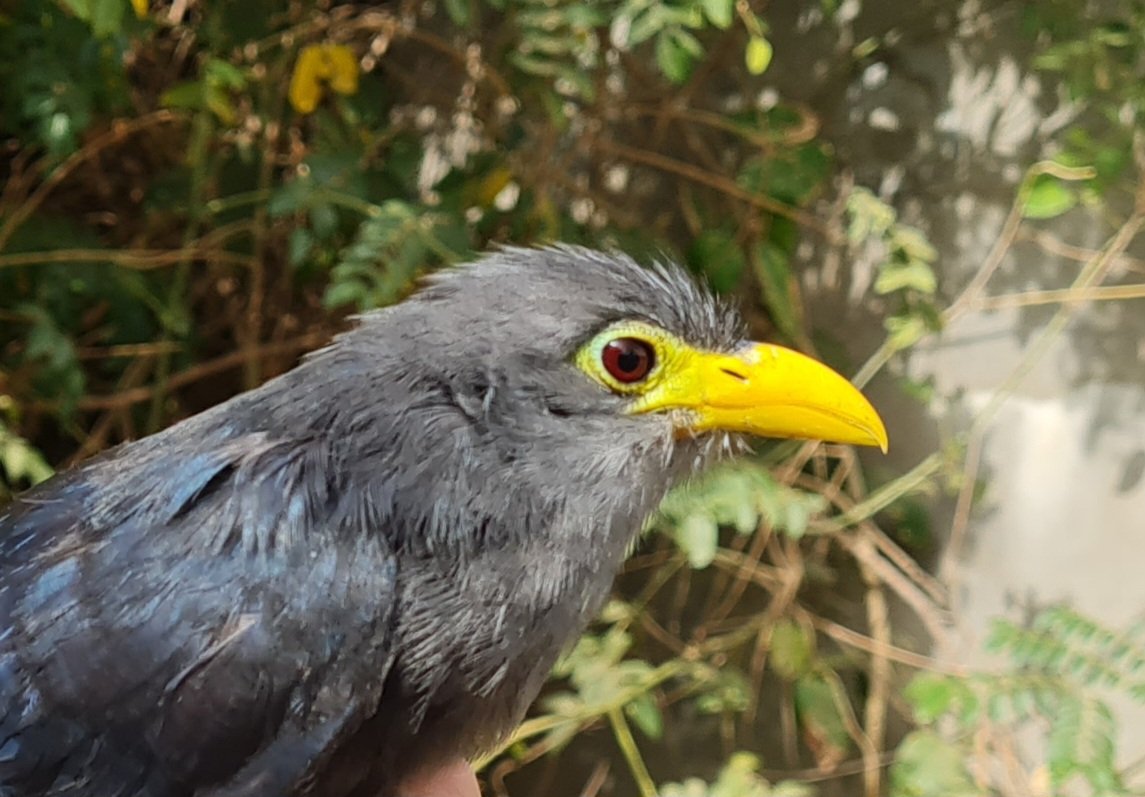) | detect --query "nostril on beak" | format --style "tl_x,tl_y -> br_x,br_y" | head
720,367 -> 748,382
